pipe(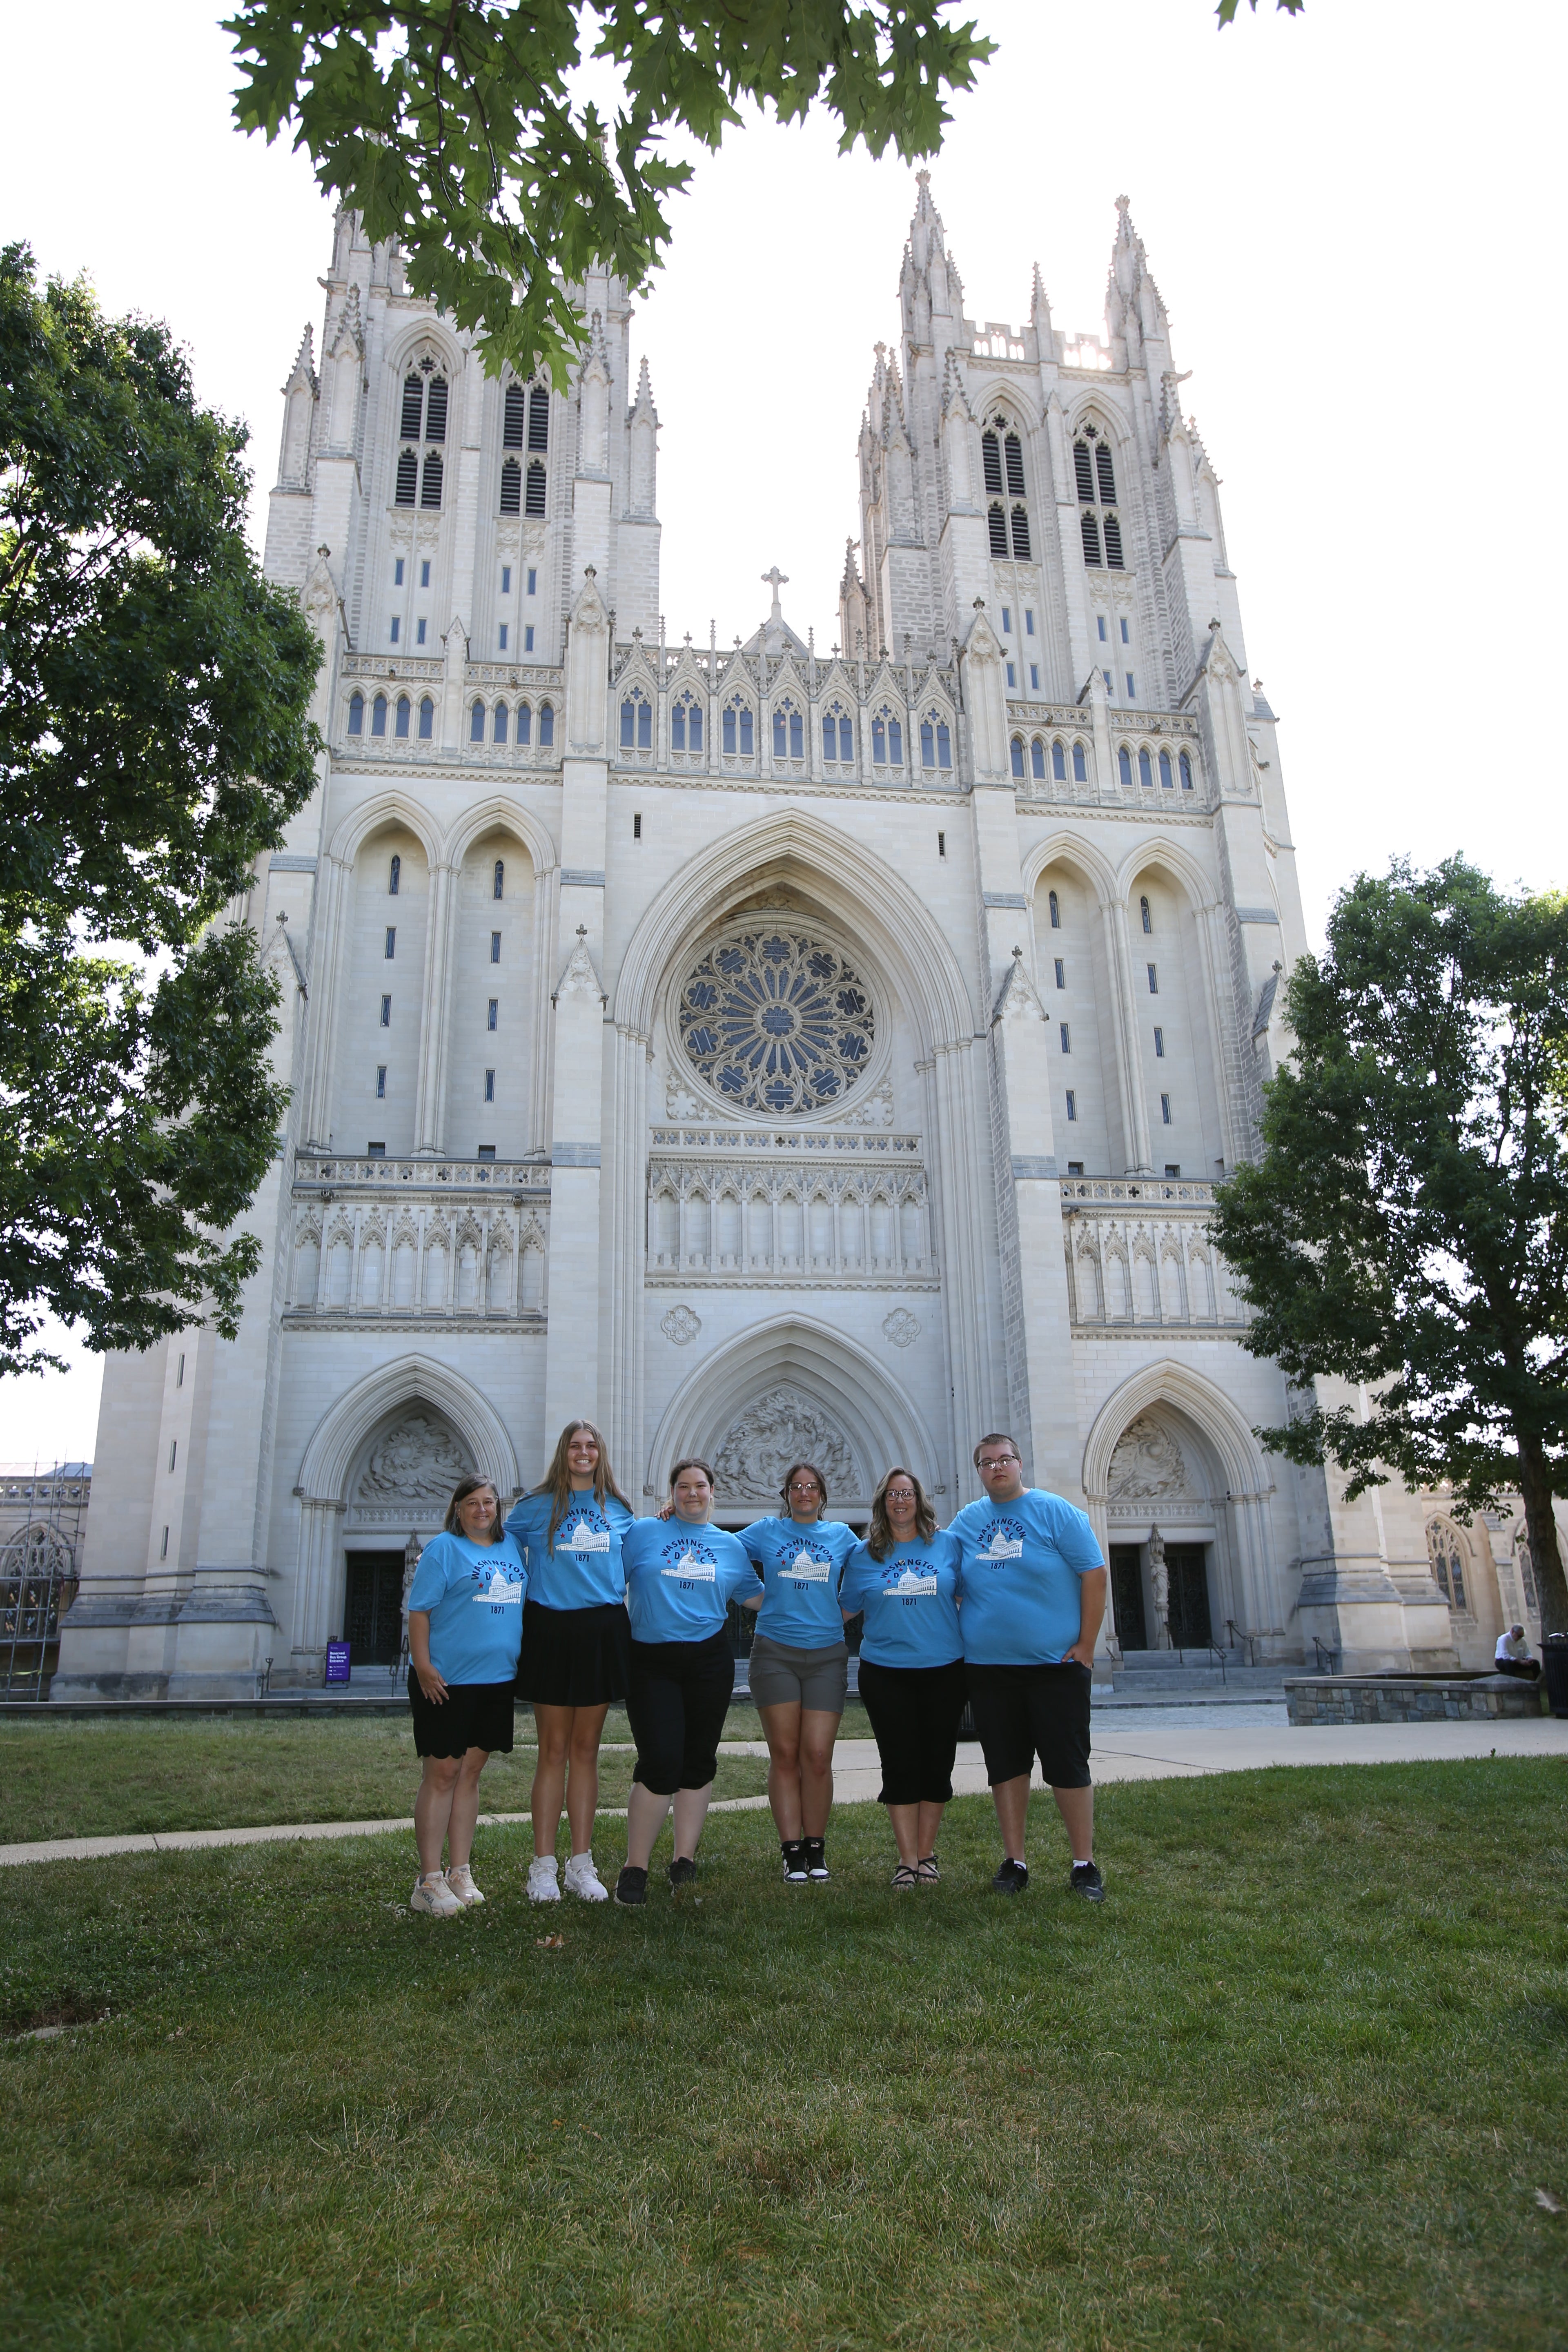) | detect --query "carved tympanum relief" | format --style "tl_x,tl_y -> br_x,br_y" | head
357,1415 -> 473,1506
1107,1414 -> 1189,1504
711,1386 -> 858,1502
